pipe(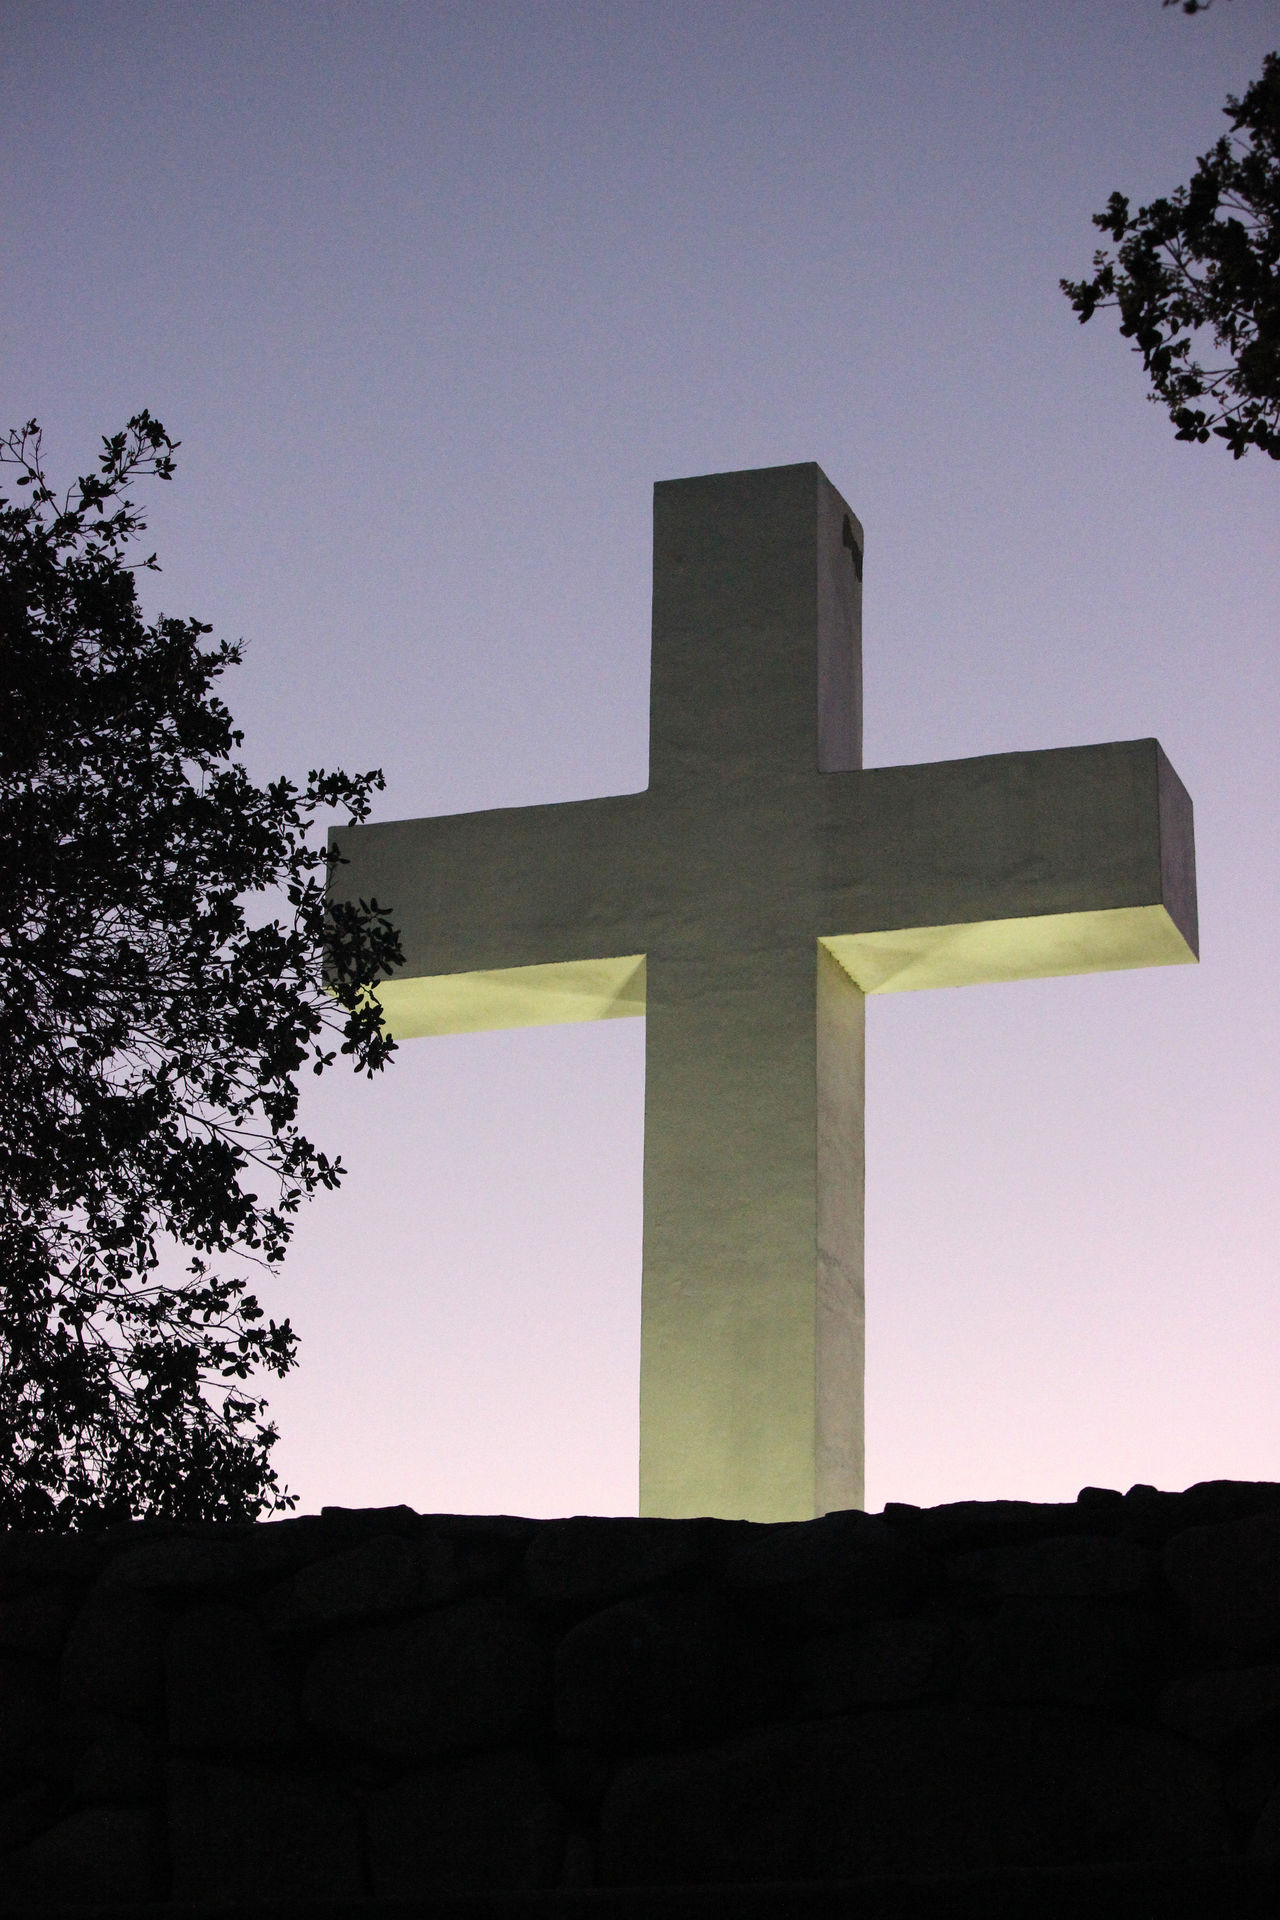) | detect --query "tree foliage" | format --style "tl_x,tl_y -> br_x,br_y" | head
1062,49 -> 1280,459
0,415 -> 402,1528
